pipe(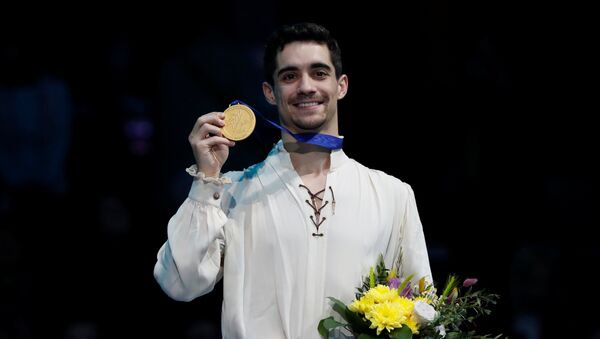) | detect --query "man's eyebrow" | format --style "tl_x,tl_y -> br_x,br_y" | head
276,63 -> 333,77
310,63 -> 332,71
277,66 -> 299,78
